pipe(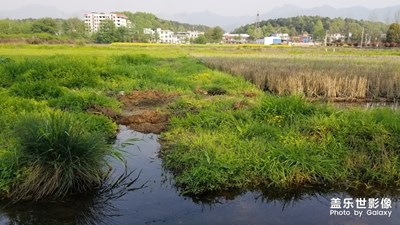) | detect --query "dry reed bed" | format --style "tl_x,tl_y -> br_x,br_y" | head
200,56 -> 400,100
